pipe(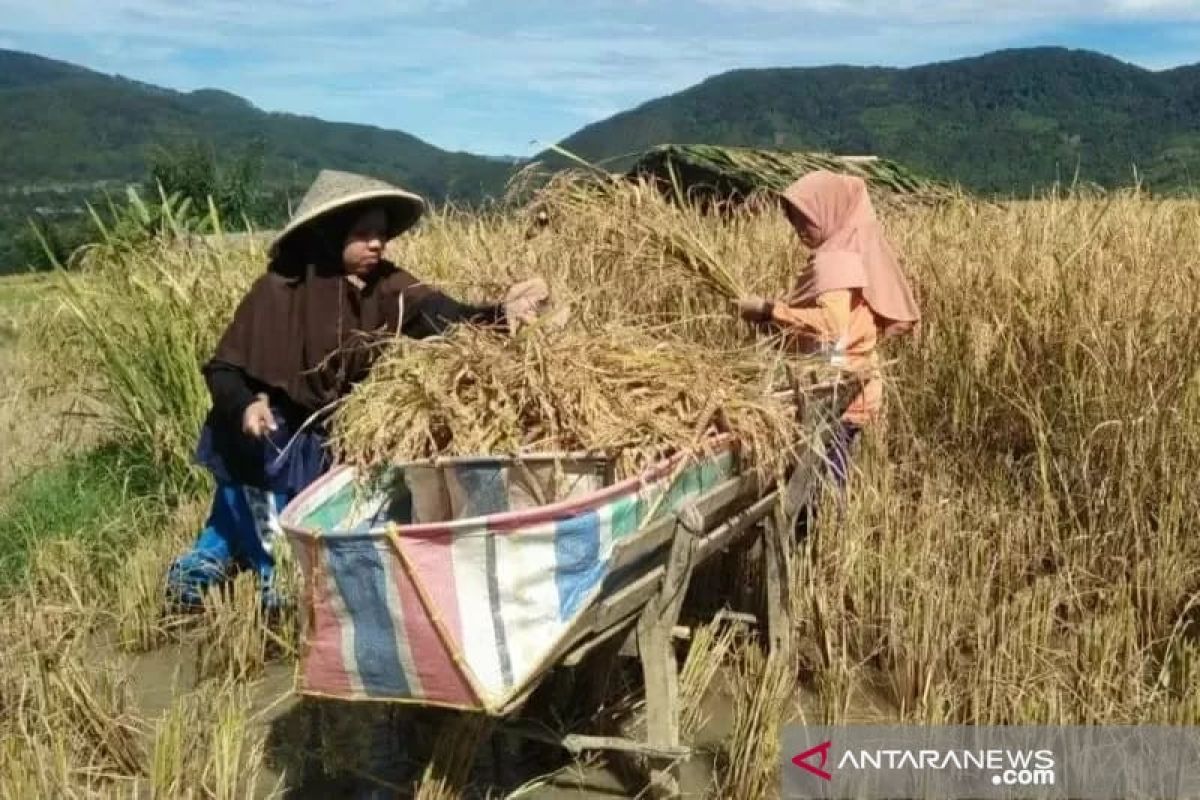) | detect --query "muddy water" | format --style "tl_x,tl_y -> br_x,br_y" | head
515,665 -> 898,799
113,583 -> 896,800
117,633 -> 896,800
113,636 -> 295,798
